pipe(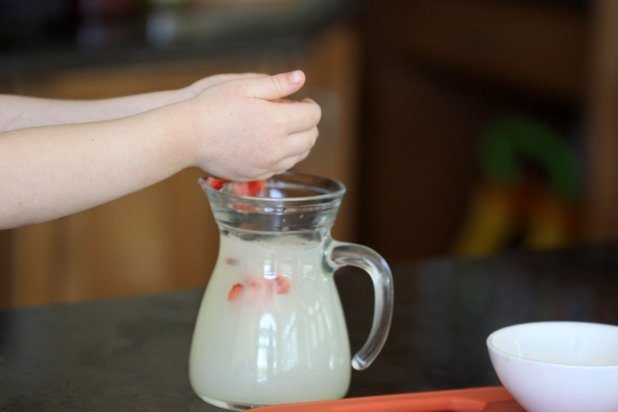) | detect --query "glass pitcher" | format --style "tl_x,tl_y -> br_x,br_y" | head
189,172 -> 394,410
